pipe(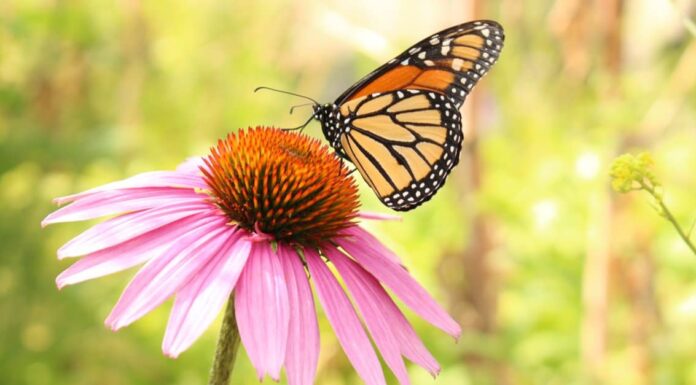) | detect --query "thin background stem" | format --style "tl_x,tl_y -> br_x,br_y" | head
641,182 -> 696,256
